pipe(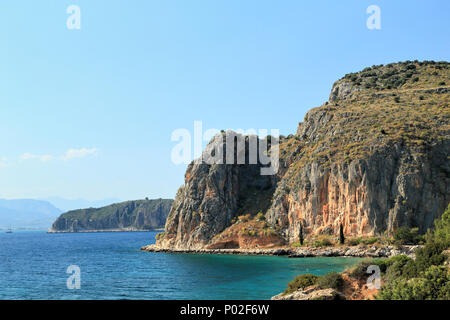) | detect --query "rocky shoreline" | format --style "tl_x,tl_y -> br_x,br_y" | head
48,228 -> 164,234
140,244 -> 421,258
